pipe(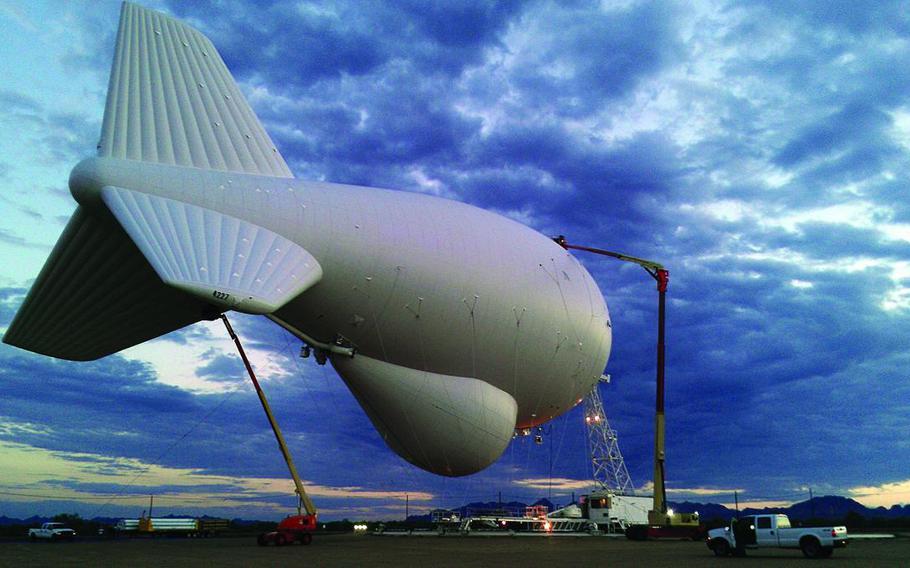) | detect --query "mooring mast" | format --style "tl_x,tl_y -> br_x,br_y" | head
584,378 -> 635,495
